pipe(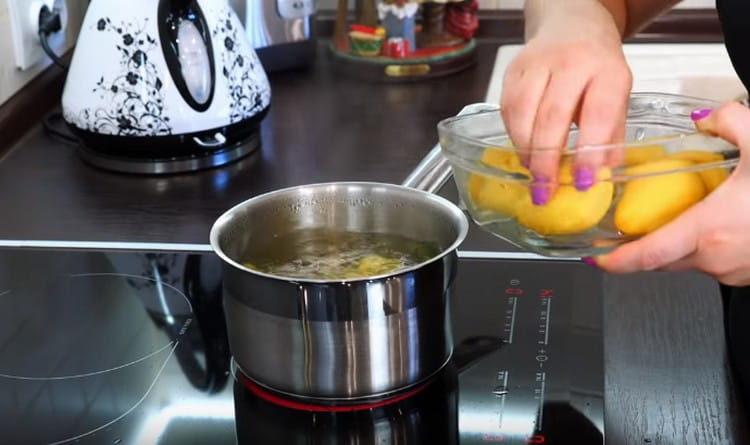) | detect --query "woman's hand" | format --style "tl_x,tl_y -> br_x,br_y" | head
596,102 -> 750,286
501,0 -> 631,204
